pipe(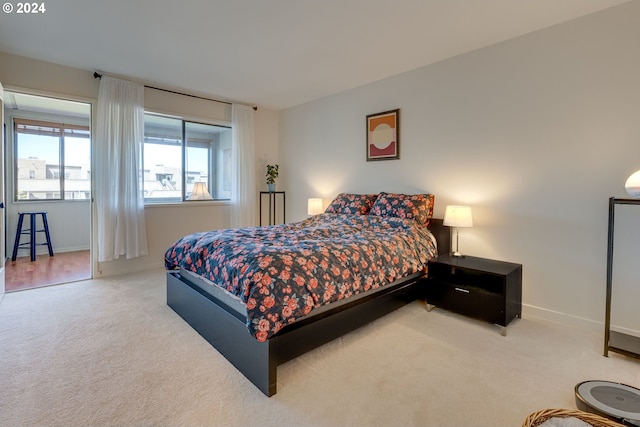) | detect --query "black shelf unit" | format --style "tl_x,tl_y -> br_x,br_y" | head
259,191 -> 285,226
426,254 -> 522,336
604,197 -> 640,359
